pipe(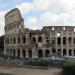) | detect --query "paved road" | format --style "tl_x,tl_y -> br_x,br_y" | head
0,66 -> 62,75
